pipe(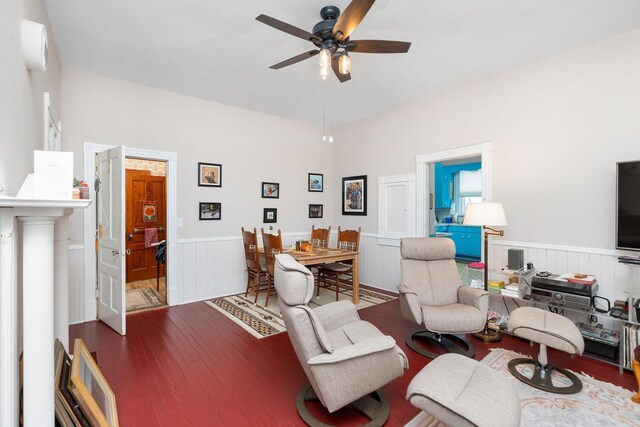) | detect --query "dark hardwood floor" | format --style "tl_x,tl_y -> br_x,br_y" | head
70,297 -> 636,427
